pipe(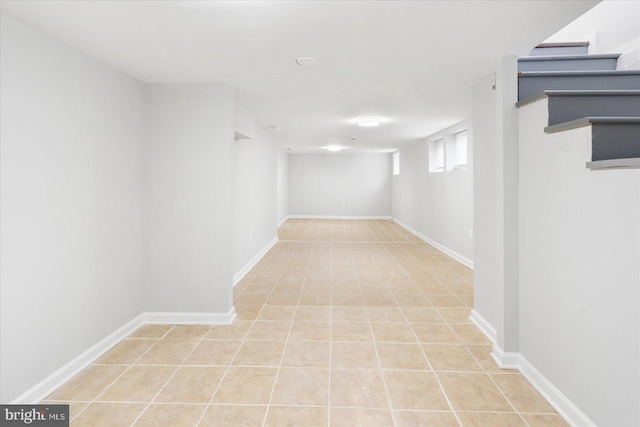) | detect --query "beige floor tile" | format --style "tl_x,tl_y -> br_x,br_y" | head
521,413 -> 570,427
438,372 -> 513,412
490,373 -> 556,413
266,293 -> 300,305
257,305 -> 297,321
205,320 -> 252,340
183,339 -> 241,366
271,367 -> 329,406
376,343 -> 430,370
265,406 -> 328,427
295,306 -> 331,321
331,342 -> 379,369
98,366 -> 176,402
282,340 -> 331,368
331,307 -> 369,322
437,307 -> 472,323
331,321 -> 373,342
133,403 -> 207,426
363,294 -> 398,307
212,367 -> 277,404
449,324 -> 492,345
393,410 -> 459,427
299,292 -> 332,305
383,370 -> 449,410
367,307 -> 406,323
47,365 -> 127,401
71,402 -> 146,427
128,325 -> 173,339
402,307 -> 445,323
371,323 -> 417,343
330,369 -> 388,408
332,293 -> 365,306
95,339 -> 156,365
232,340 -> 286,367
199,404 -> 267,427
330,407 -> 394,426
428,294 -> 467,307
154,367 -> 226,403
246,321 -> 291,340
423,344 -> 482,372
289,320 -> 331,341
235,304 -> 263,320
42,401 -> 90,422
411,323 -> 461,344
235,292 -> 270,306
393,293 -> 432,307
457,411 -> 526,426
466,345 -> 503,372
135,339 -> 199,365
